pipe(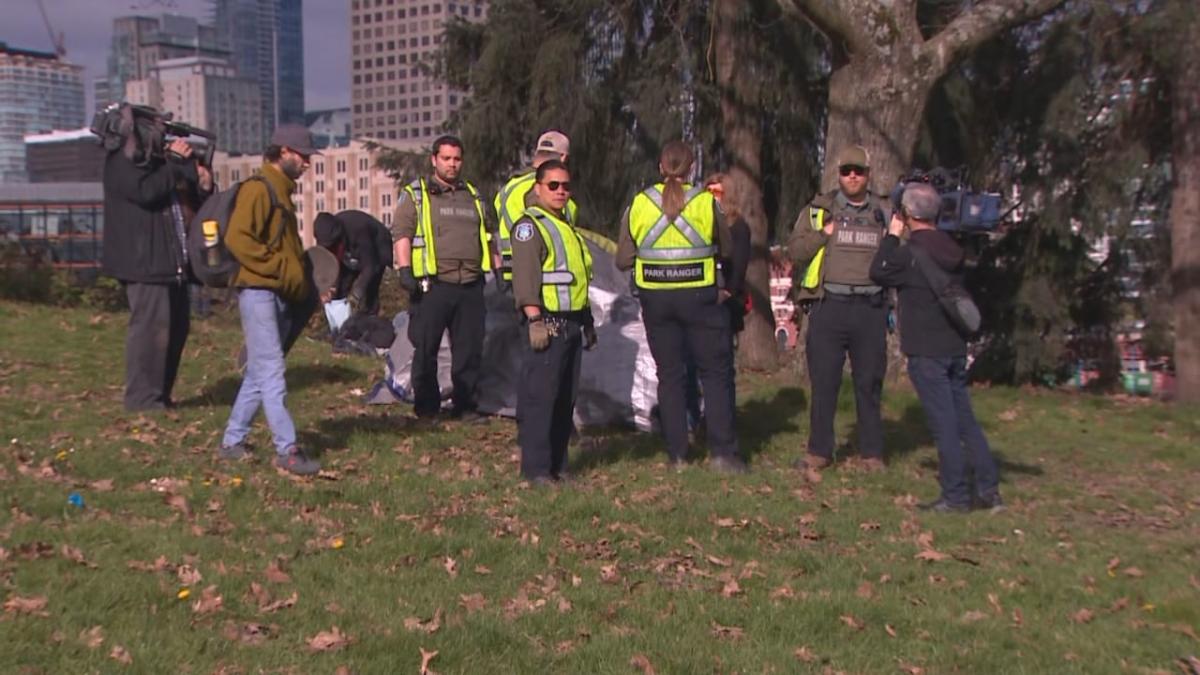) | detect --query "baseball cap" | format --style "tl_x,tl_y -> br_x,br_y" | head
900,182 -> 941,221
535,130 -> 569,157
835,145 -> 870,169
270,124 -> 321,156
